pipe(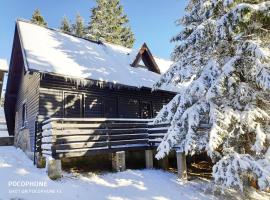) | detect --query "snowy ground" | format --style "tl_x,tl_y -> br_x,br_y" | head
0,146 -> 269,200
